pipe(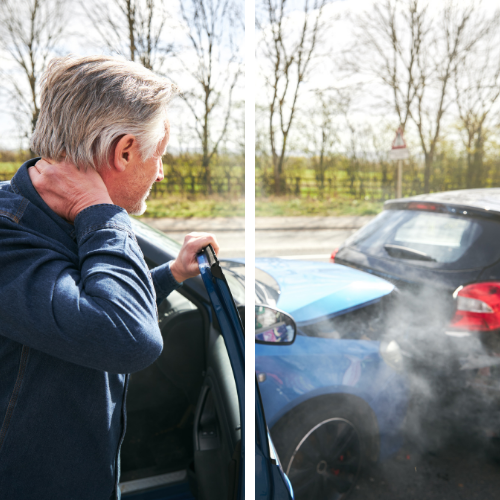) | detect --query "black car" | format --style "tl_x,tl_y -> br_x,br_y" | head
334,188 -> 500,337
333,189 -> 500,448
